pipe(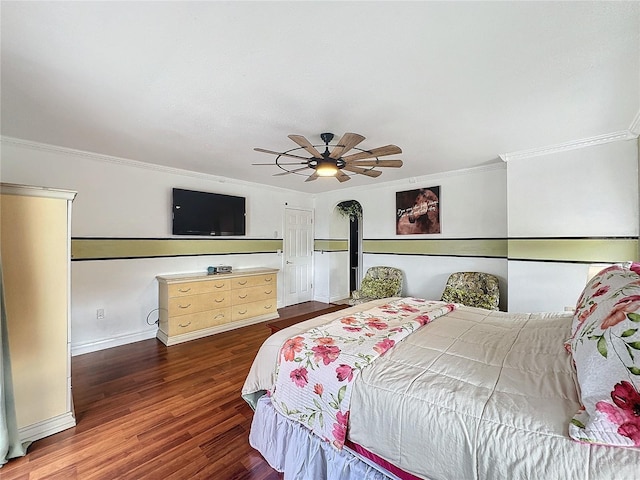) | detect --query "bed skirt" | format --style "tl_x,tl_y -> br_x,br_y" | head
249,395 -> 406,480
